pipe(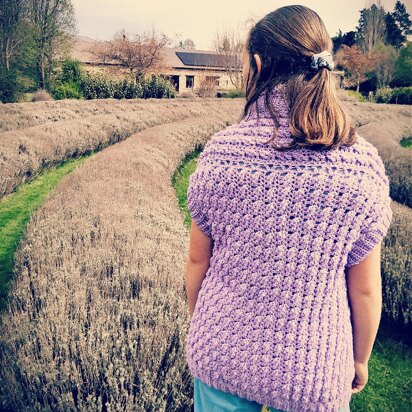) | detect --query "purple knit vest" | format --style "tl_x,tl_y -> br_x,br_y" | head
185,84 -> 393,412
